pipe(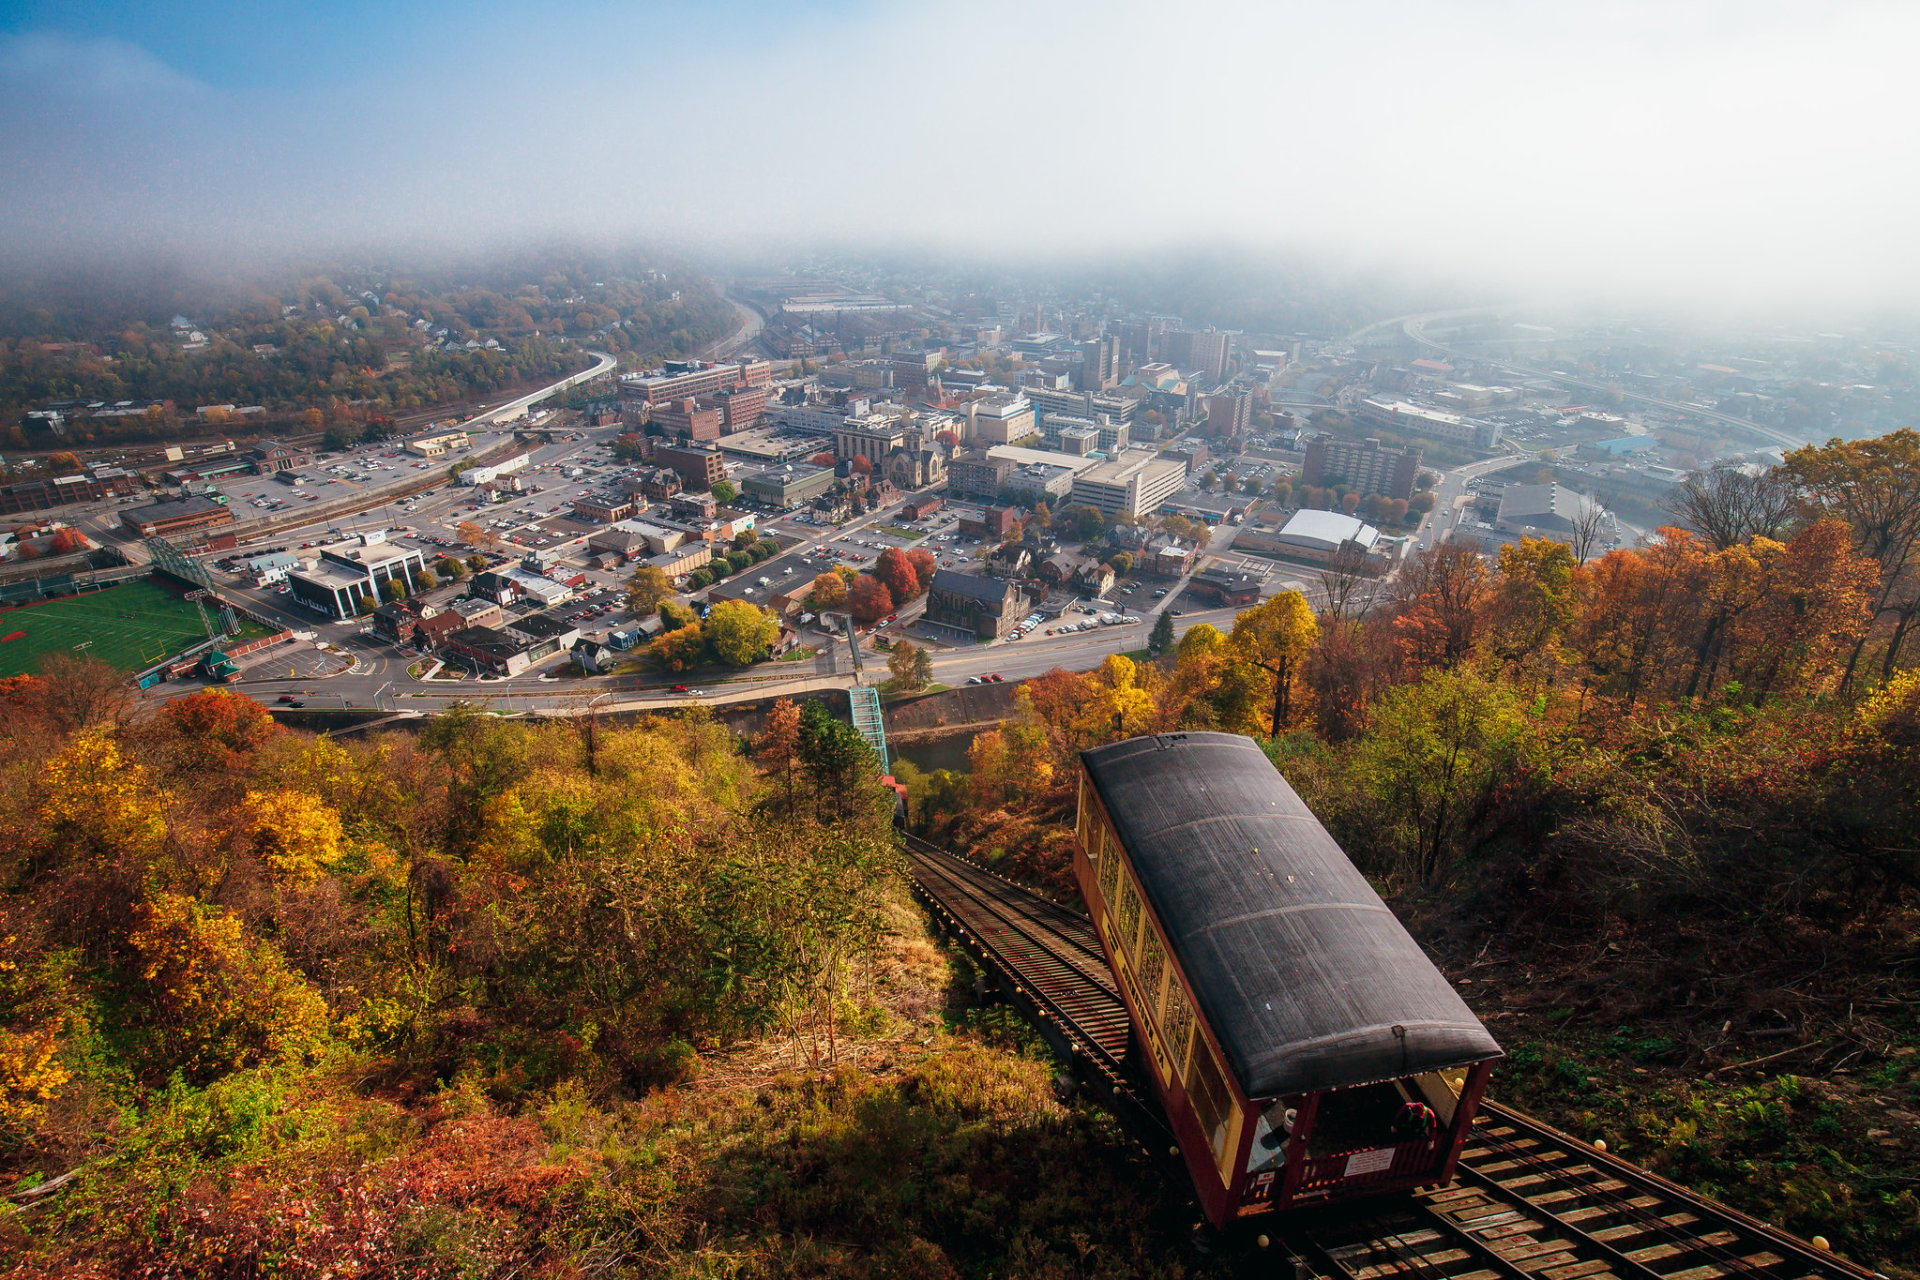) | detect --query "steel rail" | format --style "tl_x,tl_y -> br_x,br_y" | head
898,833 -> 1884,1280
